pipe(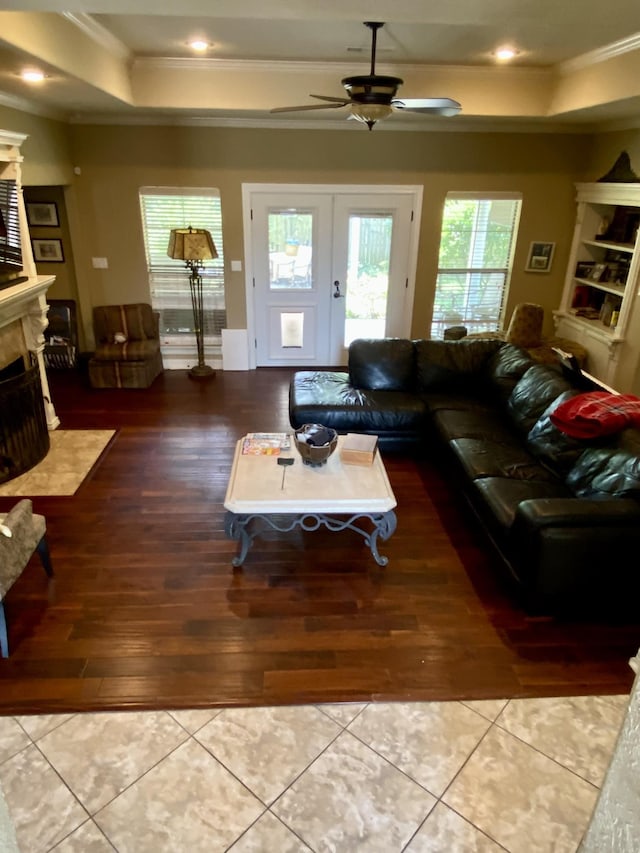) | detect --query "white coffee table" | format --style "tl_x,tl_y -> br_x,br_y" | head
224,435 -> 397,566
